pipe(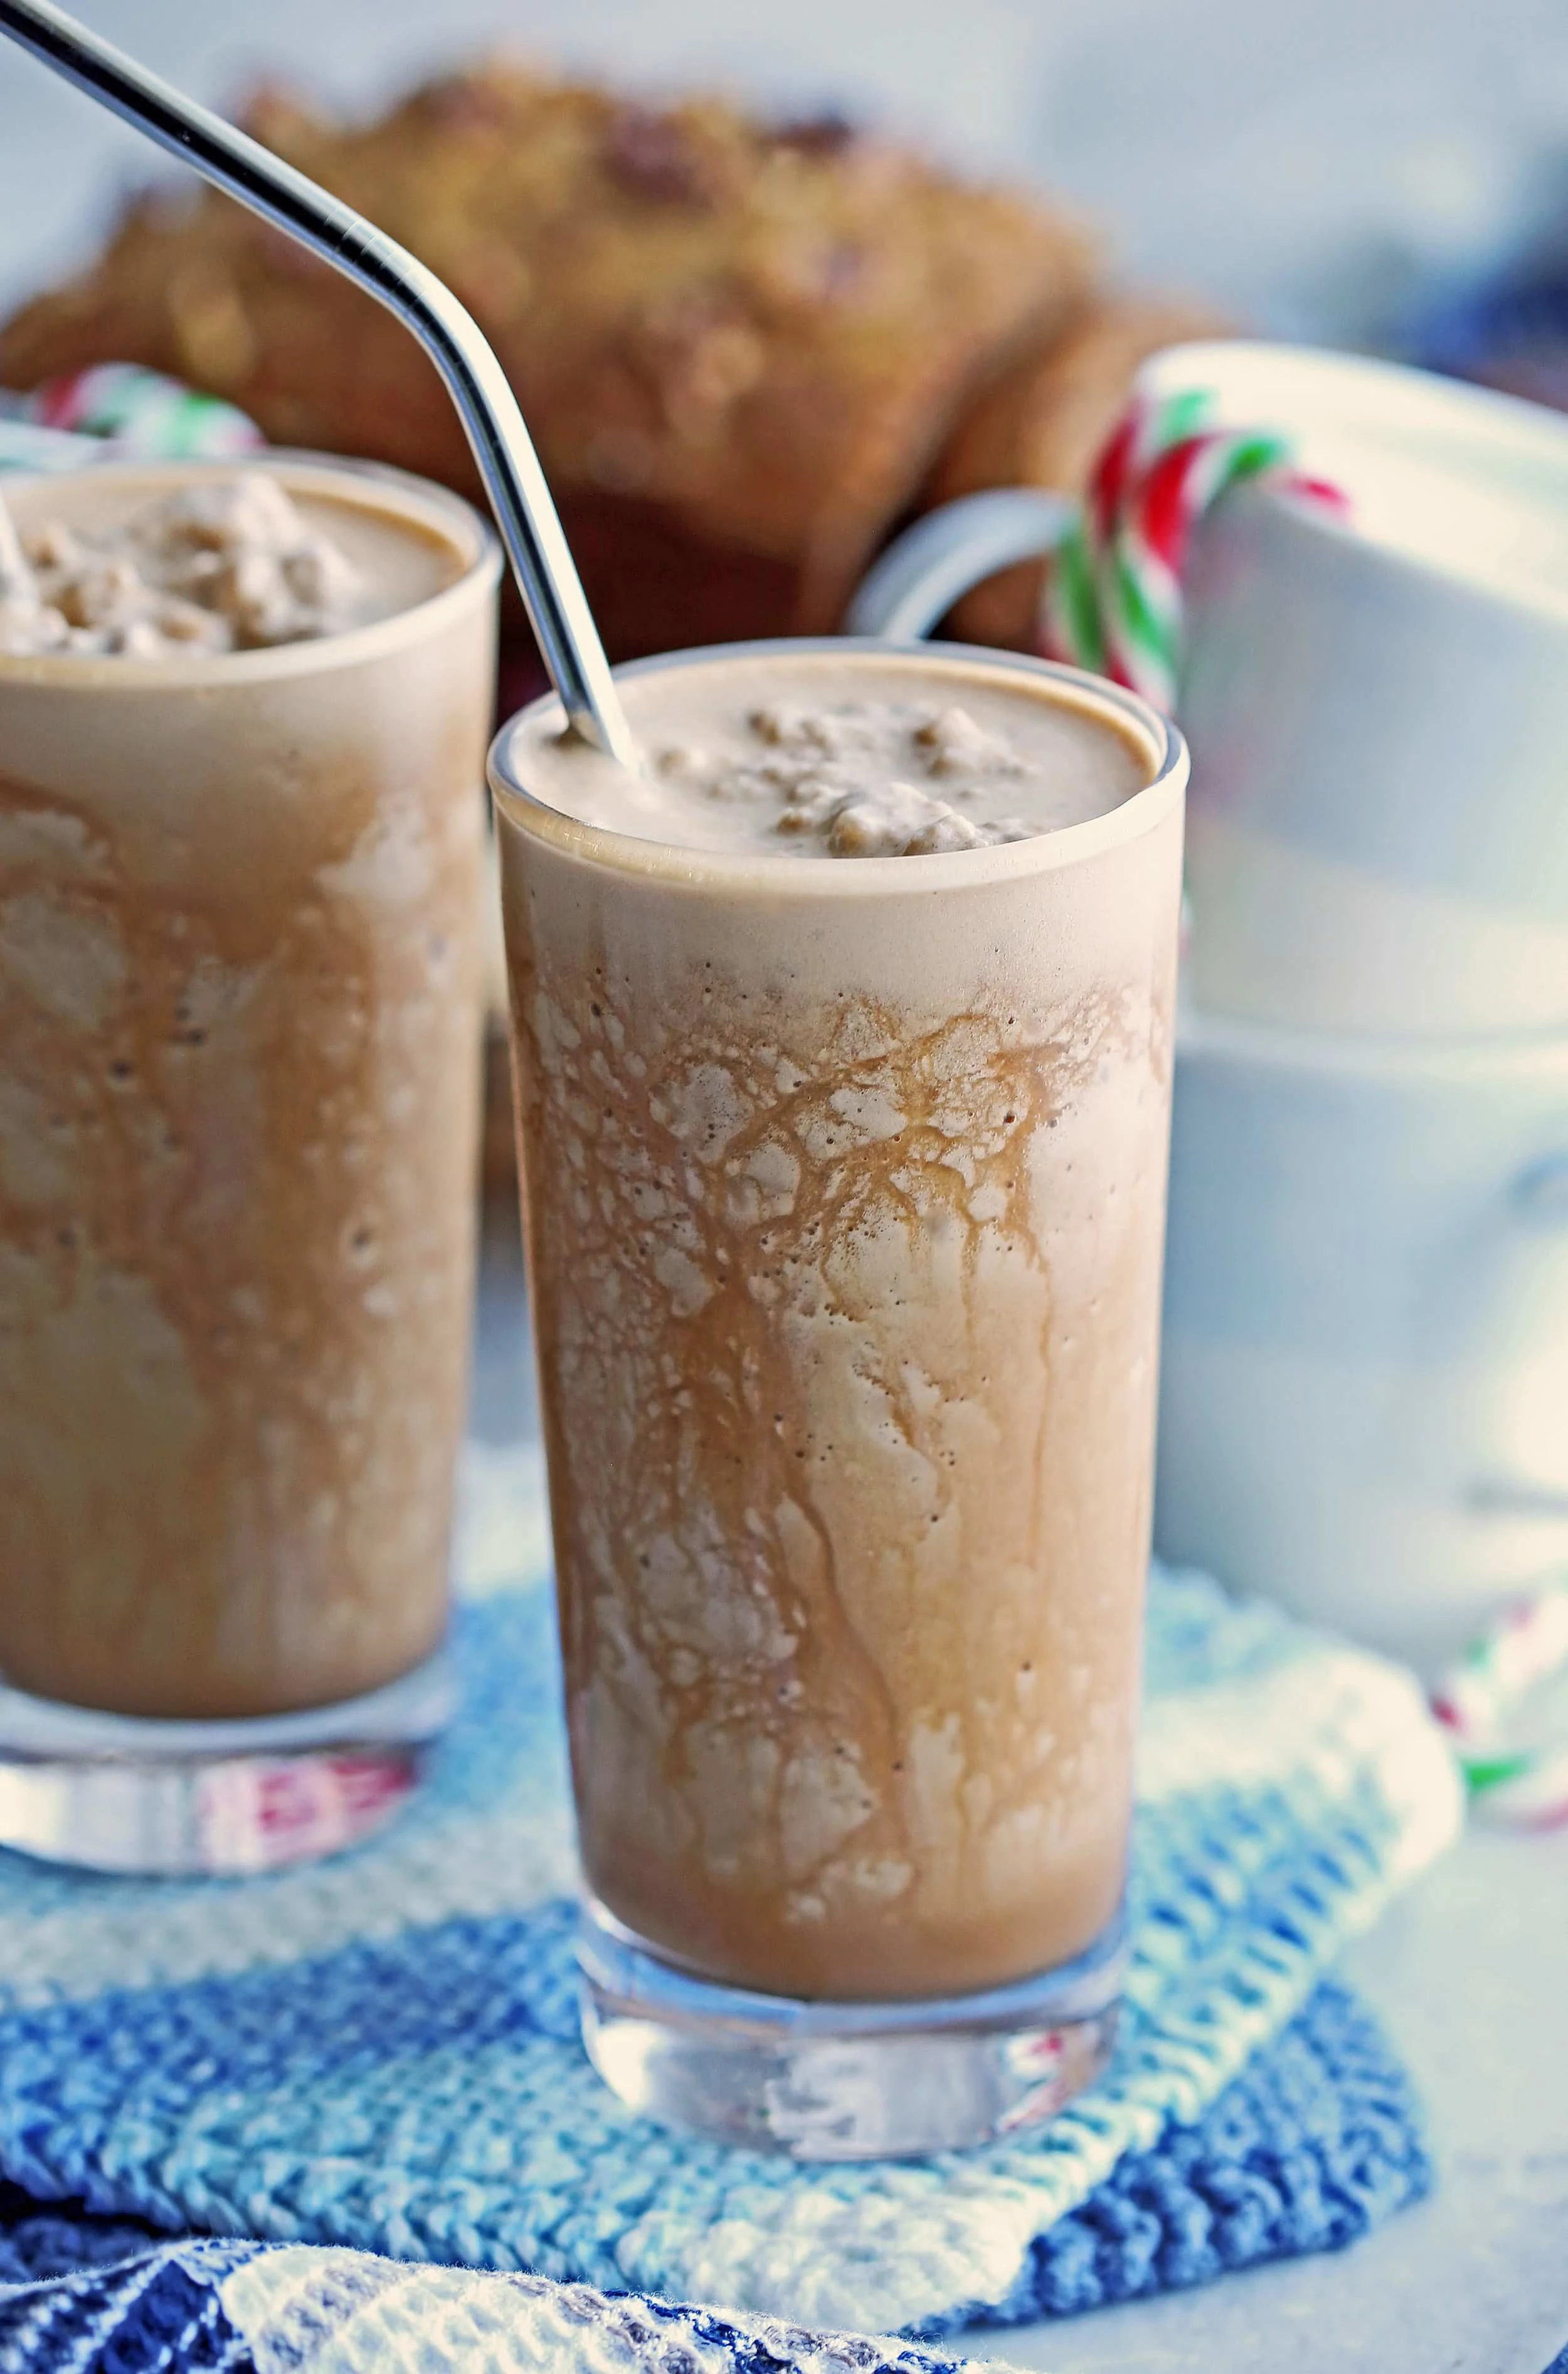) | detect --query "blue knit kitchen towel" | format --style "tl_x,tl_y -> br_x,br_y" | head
0,1977 -> 1441,2373
0,1972 -> 1433,2362
0,1443 -> 1461,2351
